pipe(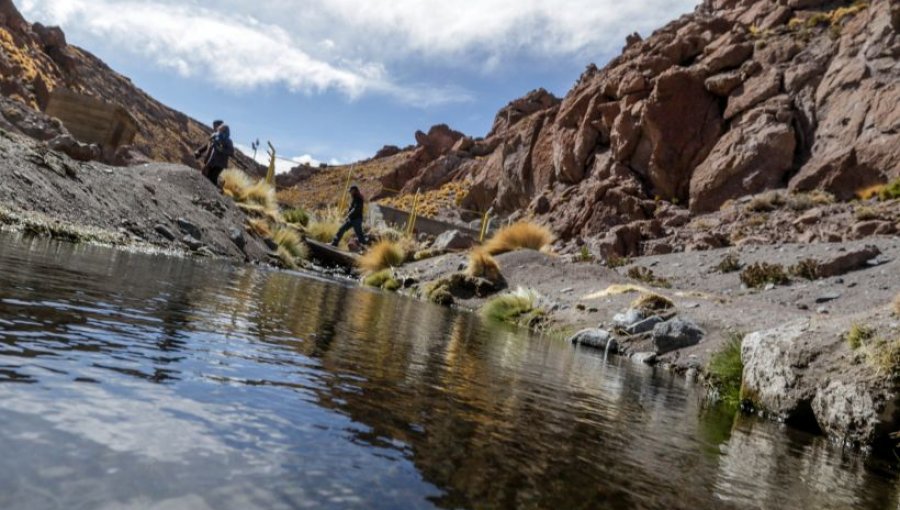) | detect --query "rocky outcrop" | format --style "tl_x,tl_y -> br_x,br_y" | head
364,0 -> 899,252
0,0 -> 260,172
